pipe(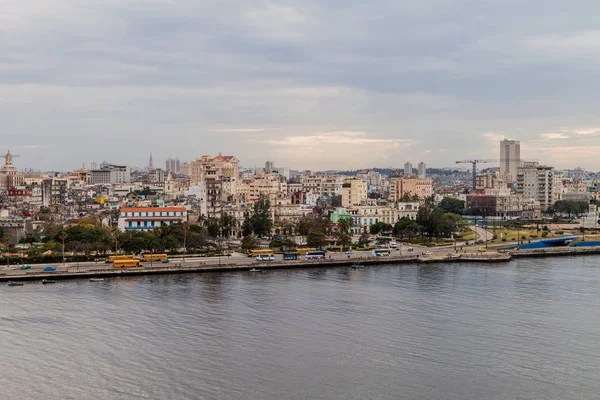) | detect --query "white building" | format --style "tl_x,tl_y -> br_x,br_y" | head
404,162 -> 413,176
117,207 -> 187,231
516,162 -> 554,211
397,202 -> 420,220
